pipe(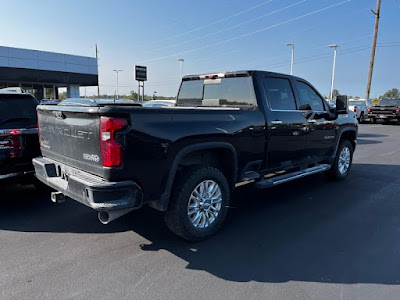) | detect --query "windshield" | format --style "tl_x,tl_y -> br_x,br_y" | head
0,94 -> 38,129
177,77 -> 257,108
378,98 -> 400,106
348,100 -> 366,106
